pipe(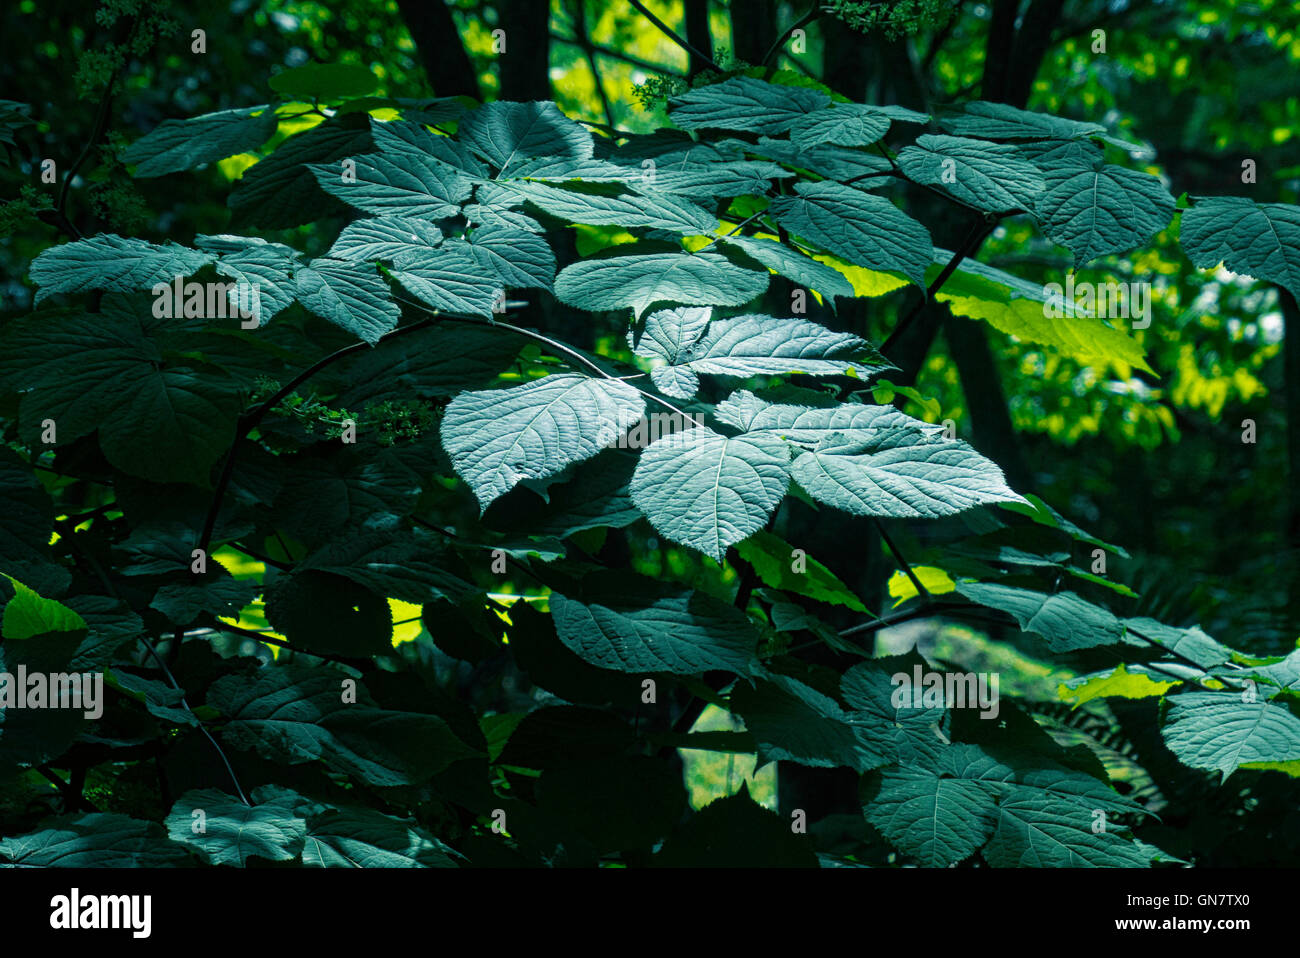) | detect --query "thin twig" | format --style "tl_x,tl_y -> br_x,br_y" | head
627,0 -> 722,71
881,217 -> 996,353
762,6 -> 826,66
873,518 -> 929,600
